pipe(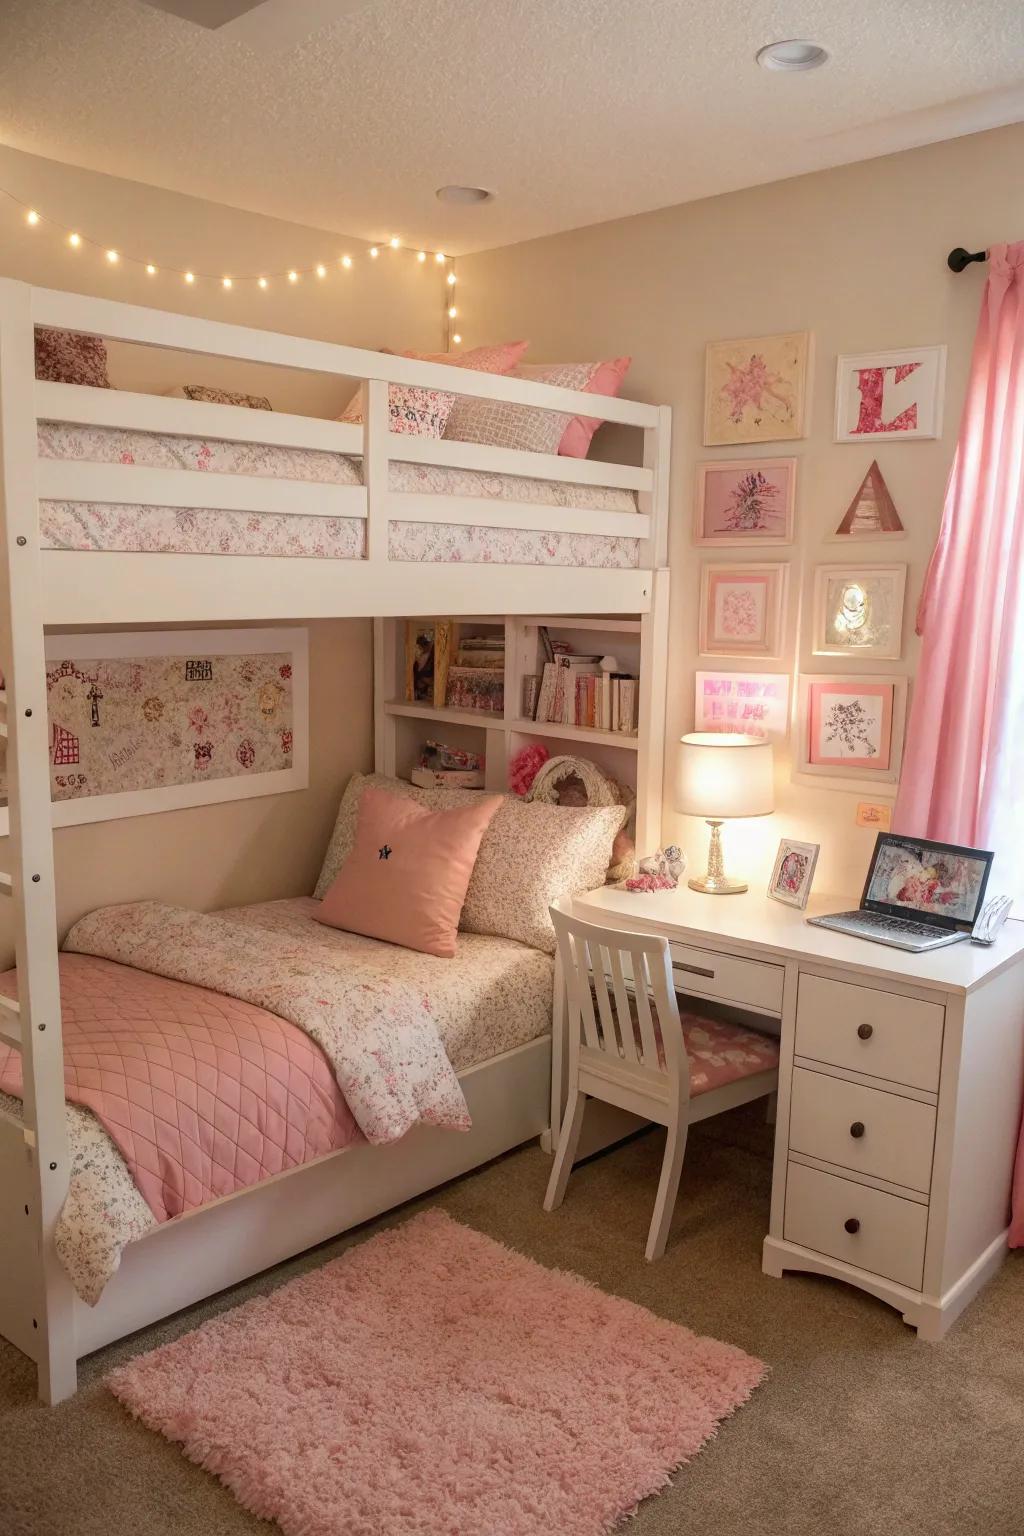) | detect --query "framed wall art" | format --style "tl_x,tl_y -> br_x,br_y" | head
694,670 -> 790,741
0,627 -> 309,833
811,564 -> 907,659
797,675 -> 908,786
694,457 -> 797,545
704,332 -> 812,447
767,838 -> 820,910
698,563 -> 788,659
834,346 -> 946,443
